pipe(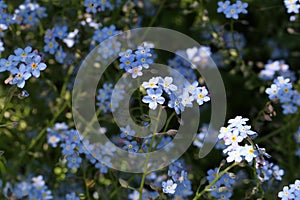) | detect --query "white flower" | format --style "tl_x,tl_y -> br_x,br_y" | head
32,175 -> 45,189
